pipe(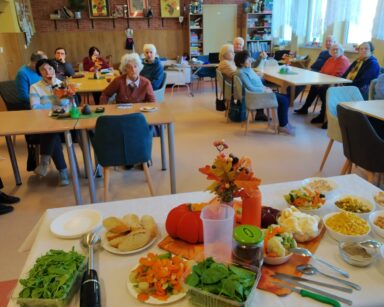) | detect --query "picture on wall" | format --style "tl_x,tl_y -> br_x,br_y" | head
113,4 -> 124,17
88,0 -> 110,17
160,0 -> 181,18
128,0 -> 149,18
